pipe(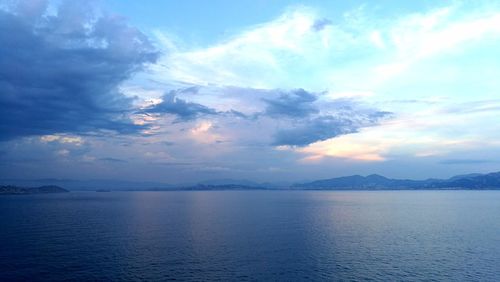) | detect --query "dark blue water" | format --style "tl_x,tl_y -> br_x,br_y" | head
1,191 -> 499,281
